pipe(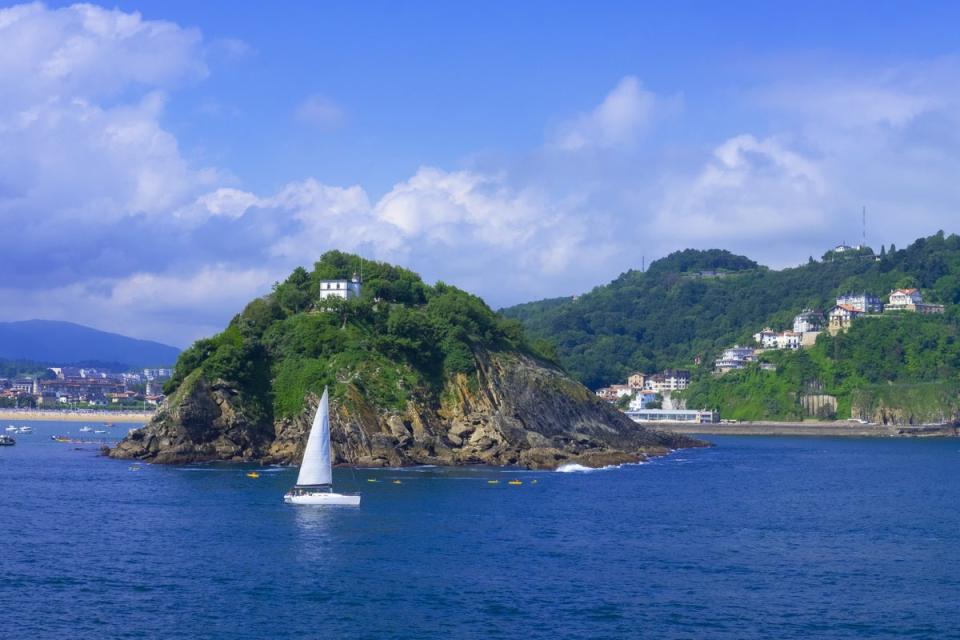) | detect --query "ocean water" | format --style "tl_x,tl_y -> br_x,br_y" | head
1,421 -> 958,639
